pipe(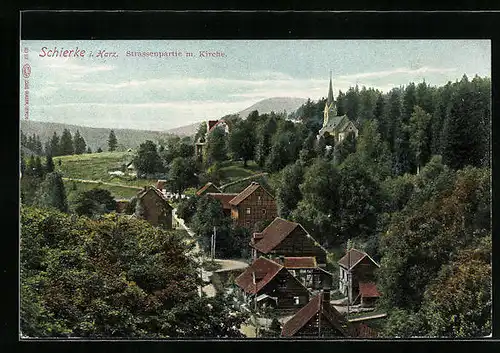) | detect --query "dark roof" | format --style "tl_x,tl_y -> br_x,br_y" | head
283,257 -> 317,269
359,282 -> 381,298
196,182 -> 221,196
228,182 -> 274,206
234,257 -> 283,294
137,186 -> 173,209
338,248 -> 380,269
250,218 -> 301,254
355,323 -> 378,338
207,193 -> 238,210
281,293 -> 353,337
